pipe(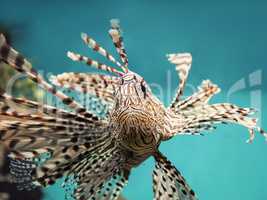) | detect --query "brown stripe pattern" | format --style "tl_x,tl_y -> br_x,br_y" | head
108,19 -> 129,72
67,51 -> 124,76
0,34 -> 99,121
81,32 -> 123,68
0,19 -> 266,200
167,53 -> 192,109
153,151 -> 197,200
50,72 -> 118,109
